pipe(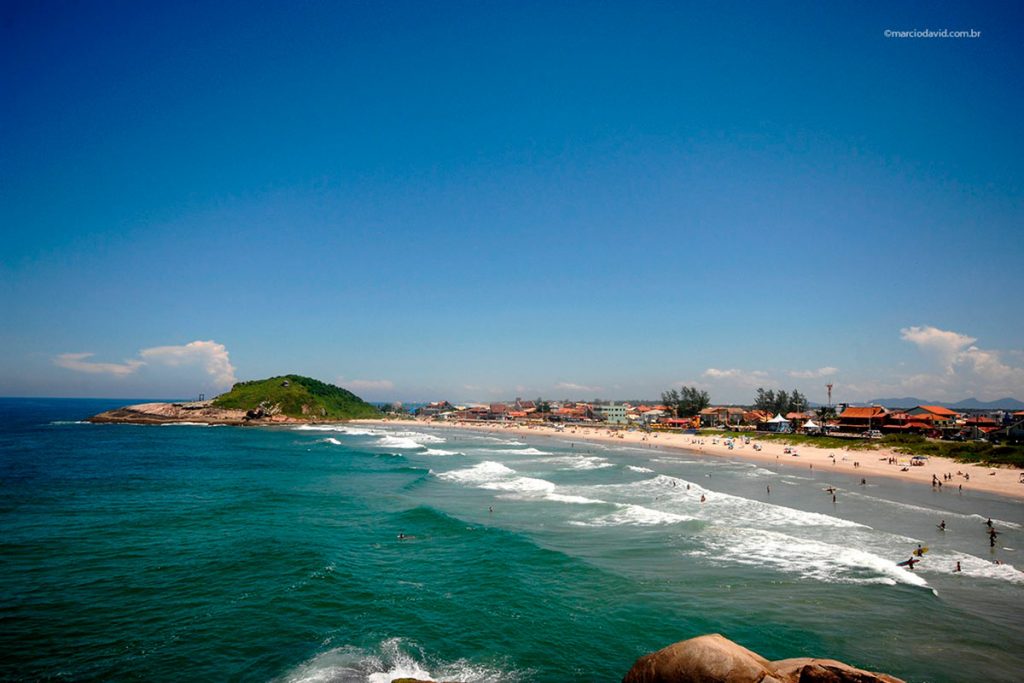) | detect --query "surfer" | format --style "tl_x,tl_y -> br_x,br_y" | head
700,494 -> 706,503
766,484 -> 770,495
397,533 -> 407,540
986,517 -> 993,528
913,545 -> 926,557
901,557 -> 920,571
938,520 -> 946,531
954,562 -> 962,573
